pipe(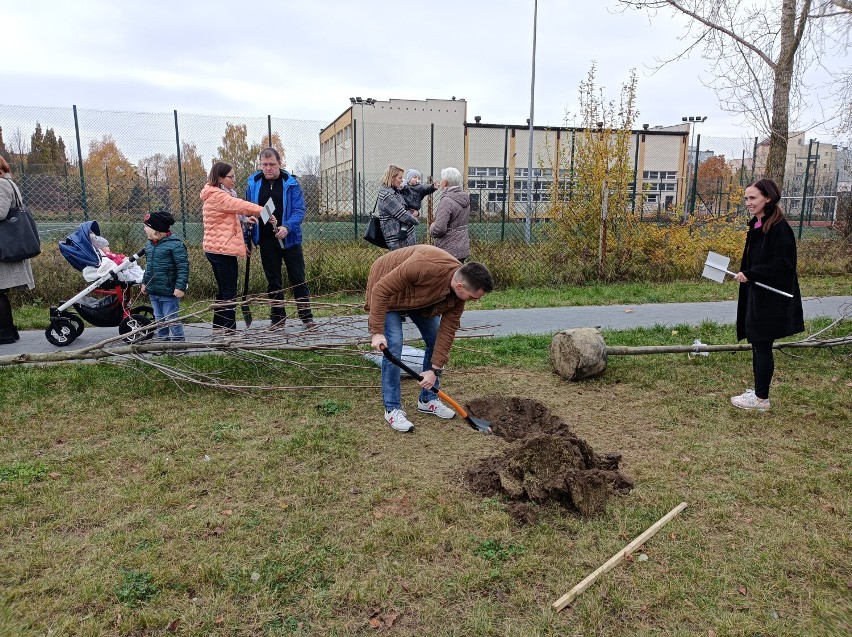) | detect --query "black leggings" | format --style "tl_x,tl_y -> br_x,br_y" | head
751,340 -> 774,400
0,291 -> 13,328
